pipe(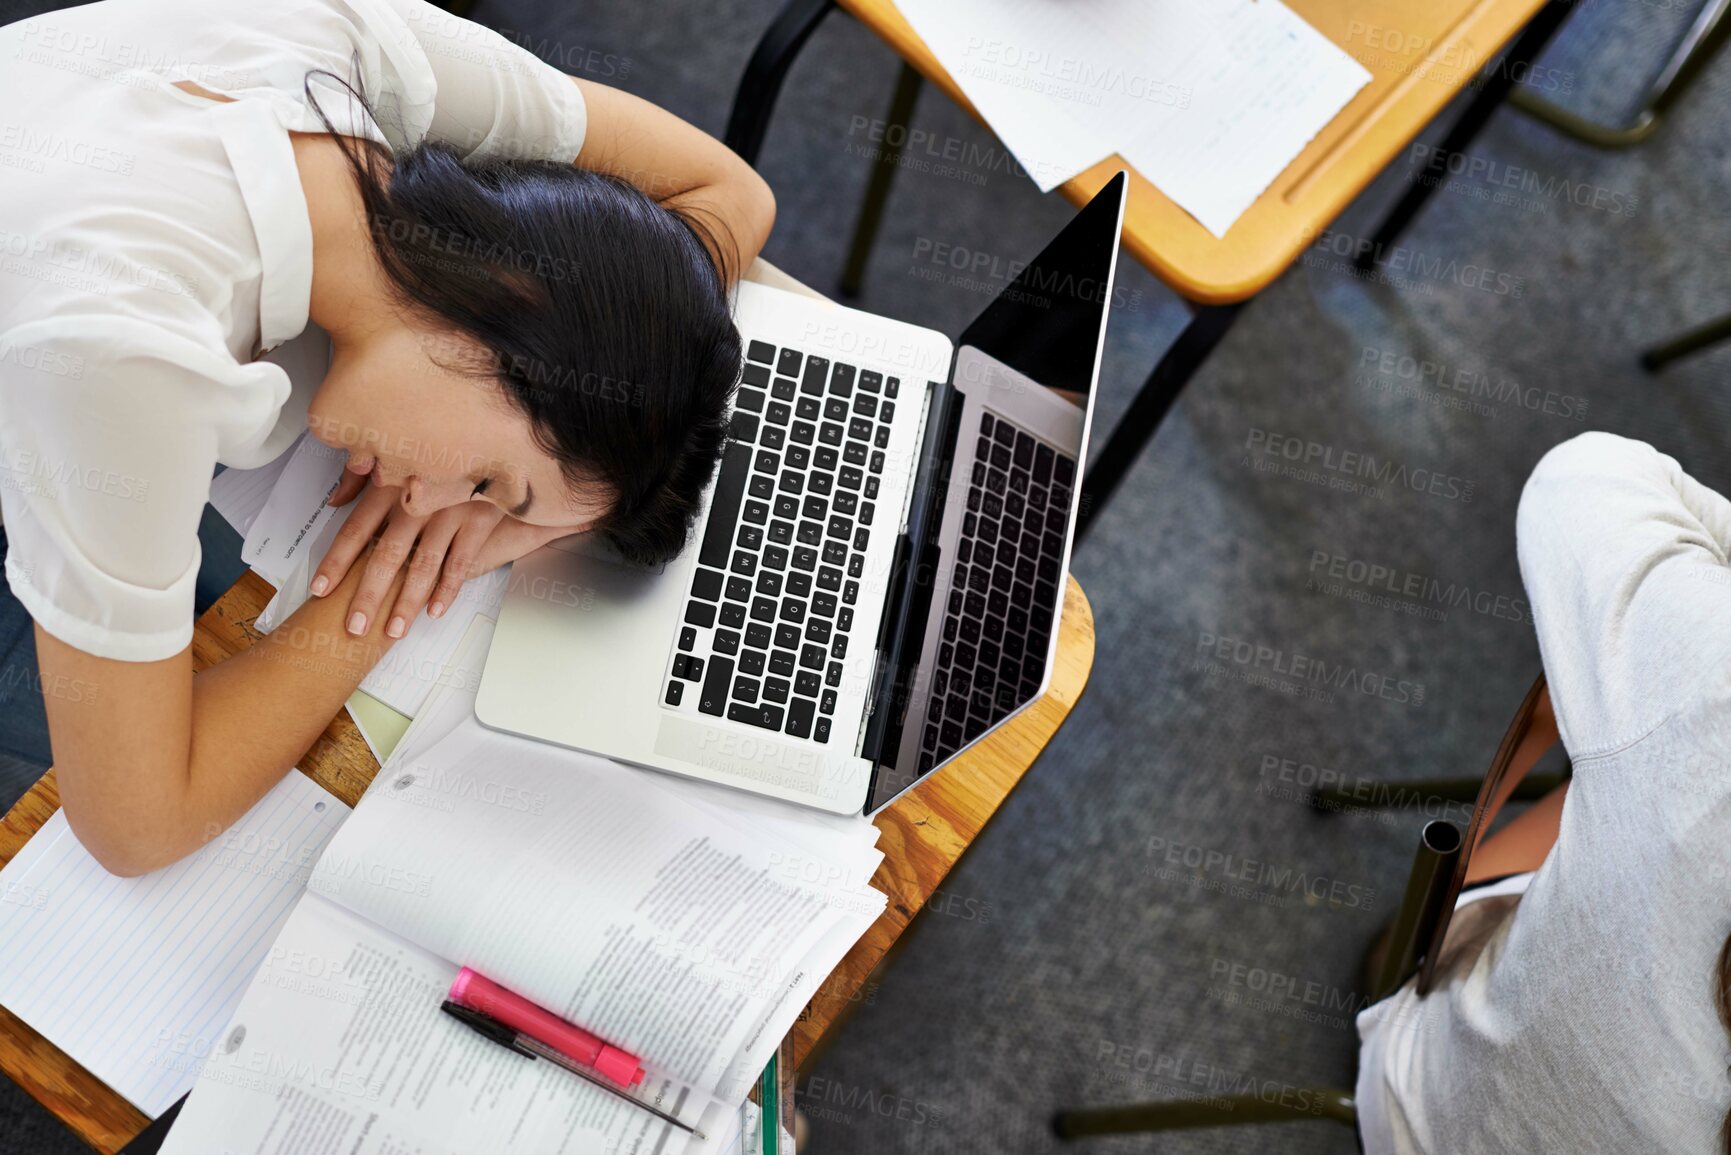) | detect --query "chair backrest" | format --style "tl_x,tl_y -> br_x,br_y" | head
1415,671 -> 1551,996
